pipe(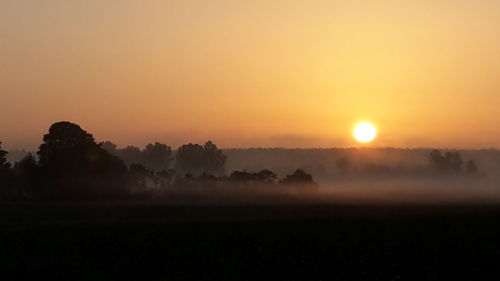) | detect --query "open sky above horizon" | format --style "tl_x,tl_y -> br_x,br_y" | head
1,0 -> 500,150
